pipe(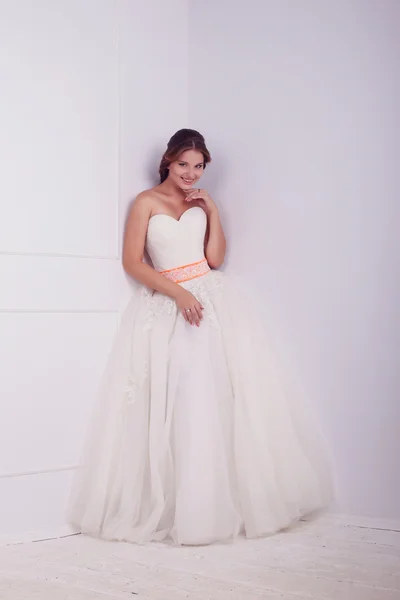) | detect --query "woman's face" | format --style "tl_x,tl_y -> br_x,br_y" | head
168,149 -> 205,190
